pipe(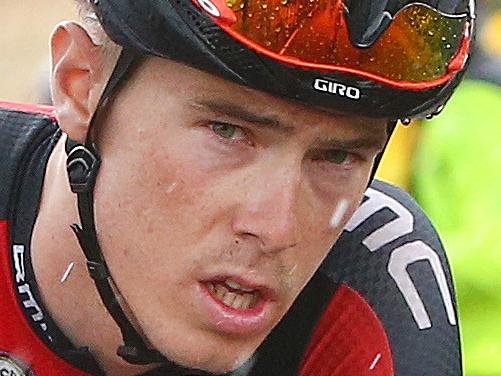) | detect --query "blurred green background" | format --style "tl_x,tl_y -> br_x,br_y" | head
377,1 -> 501,374
414,79 -> 501,376
0,1 -> 500,374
